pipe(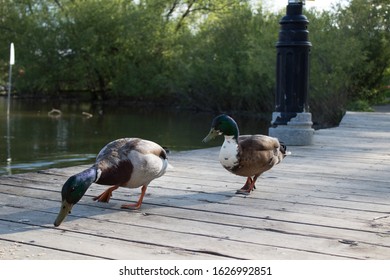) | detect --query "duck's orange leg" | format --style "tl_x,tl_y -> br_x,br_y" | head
93,185 -> 119,202
121,185 -> 147,210
236,175 -> 259,195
